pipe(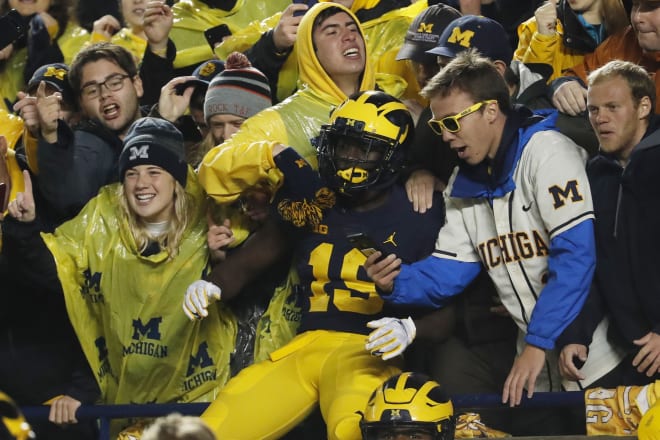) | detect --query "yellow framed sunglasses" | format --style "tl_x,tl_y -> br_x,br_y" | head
427,99 -> 497,135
